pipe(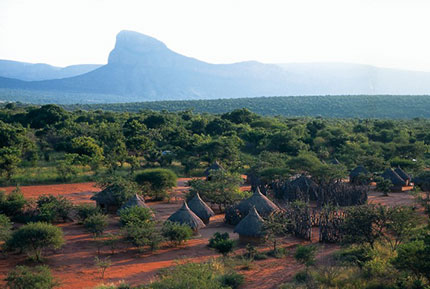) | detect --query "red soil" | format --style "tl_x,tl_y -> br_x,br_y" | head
0,180 -> 418,289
